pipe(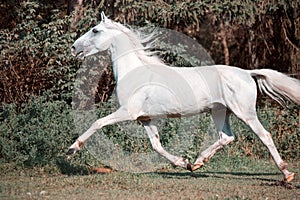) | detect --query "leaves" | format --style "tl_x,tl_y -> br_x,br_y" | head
0,1 -> 78,105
